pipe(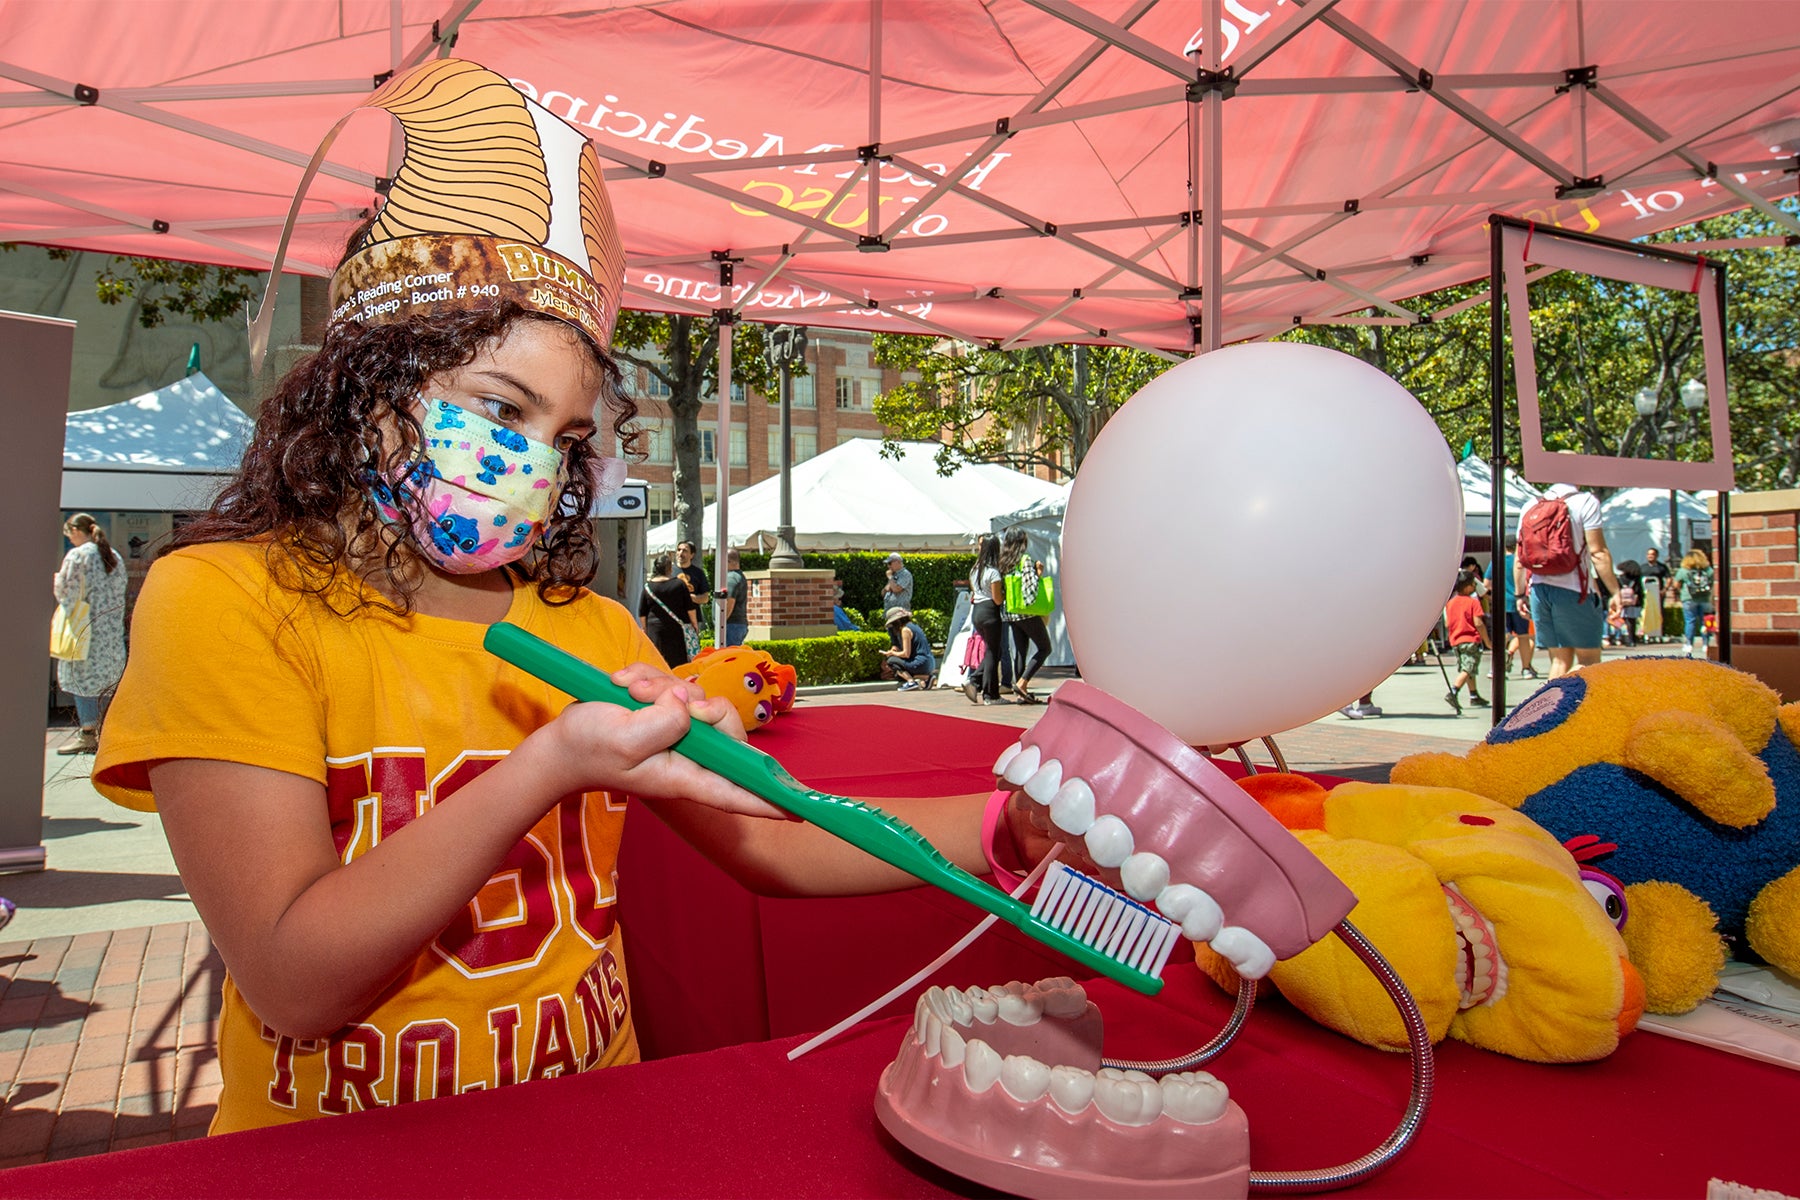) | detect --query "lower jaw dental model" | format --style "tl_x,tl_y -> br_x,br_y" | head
874,682 -> 1435,1198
